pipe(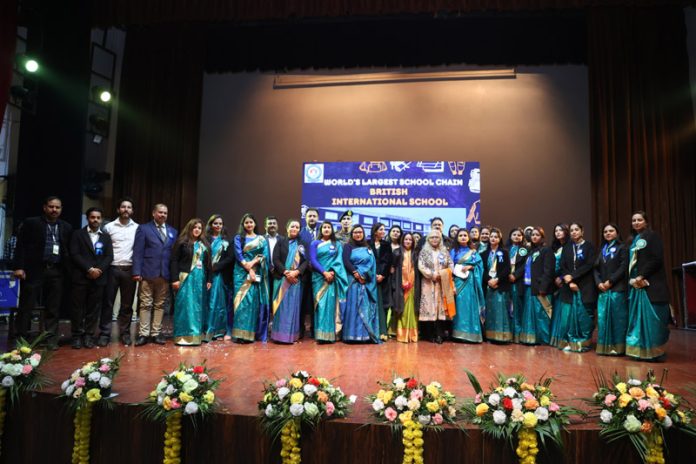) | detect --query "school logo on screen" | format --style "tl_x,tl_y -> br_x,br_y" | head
304,163 -> 324,183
